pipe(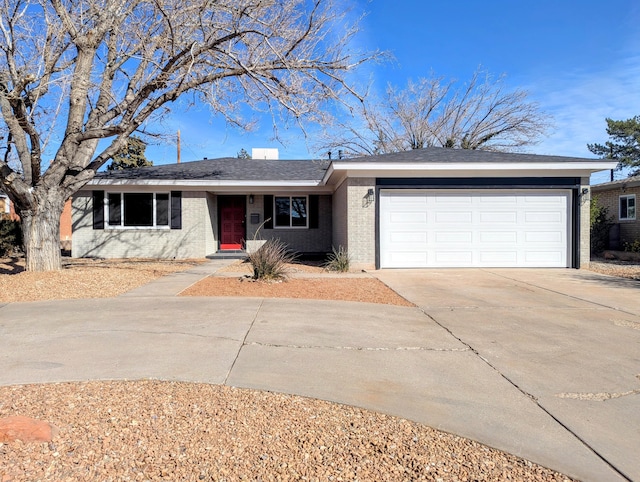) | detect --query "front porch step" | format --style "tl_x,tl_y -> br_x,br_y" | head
206,250 -> 247,260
